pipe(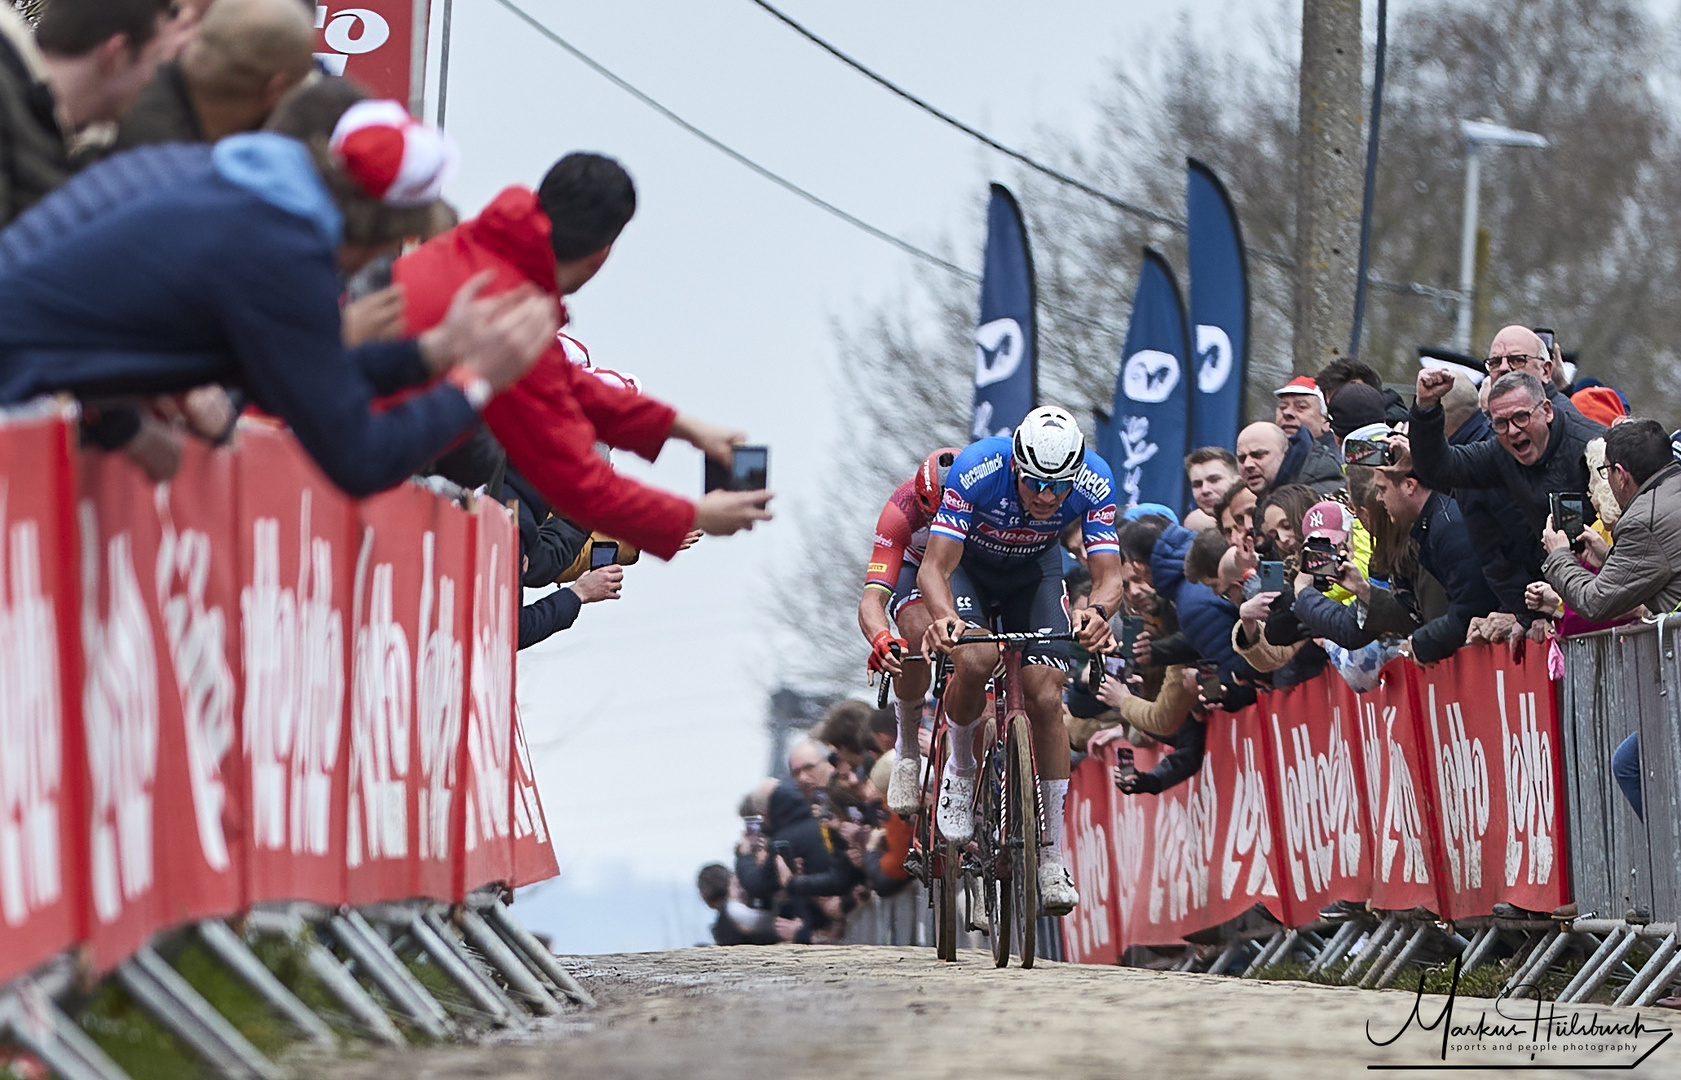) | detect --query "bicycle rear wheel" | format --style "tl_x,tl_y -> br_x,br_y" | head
1007,712 -> 1040,968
